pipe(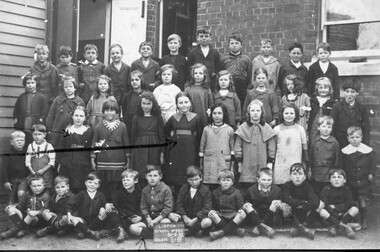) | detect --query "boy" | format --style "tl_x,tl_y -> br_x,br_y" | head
160,34 -> 188,91
110,169 -> 142,240
131,41 -> 160,92
25,124 -> 55,190
78,44 -> 106,104
104,44 -> 131,104
307,42 -> 339,100
251,39 -> 280,91
172,166 -> 213,237
208,169 -> 246,241
29,43 -> 60,105
57,46 -> 78,84
187,27 -> 221,92
130,165 -> 176,239
319,169 -> 358,239
282,163 -> 325,240
36,175 -> 76,237
308,116 -> 341,195
220,32 -> 252,107
0,176 -> 50,240
1,131 -> 29,205
13,72 -> 48,144
330,80 -> 370,148
277,42 -> 308,96
341,126 -> 375,229
242,167 -> 281,238
66,172 -> 128,242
